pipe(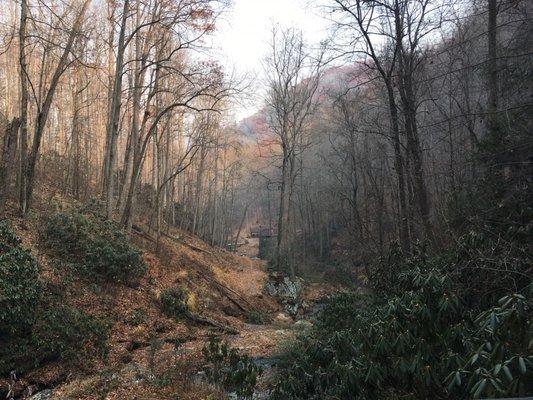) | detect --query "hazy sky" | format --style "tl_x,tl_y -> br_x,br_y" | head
211,0 -> 330,120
